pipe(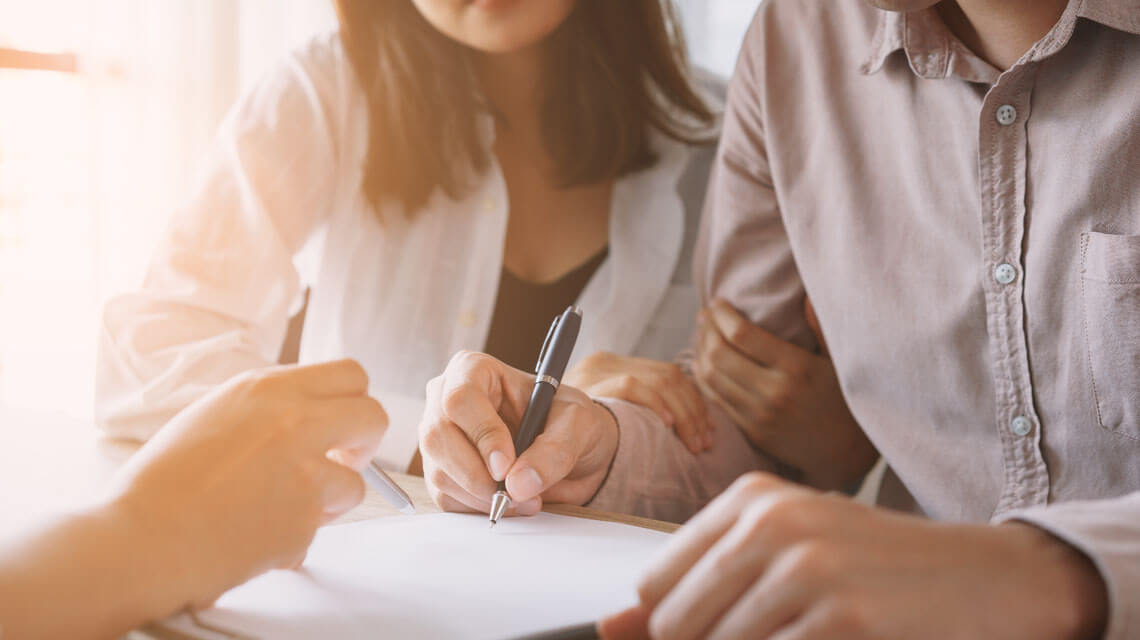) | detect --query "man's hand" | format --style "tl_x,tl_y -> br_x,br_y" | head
419,351 -> 620,515
602,473 -> 1109,640
694,298 -> 877,489
565,352 -> 711,454
107,359 -> 388,610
